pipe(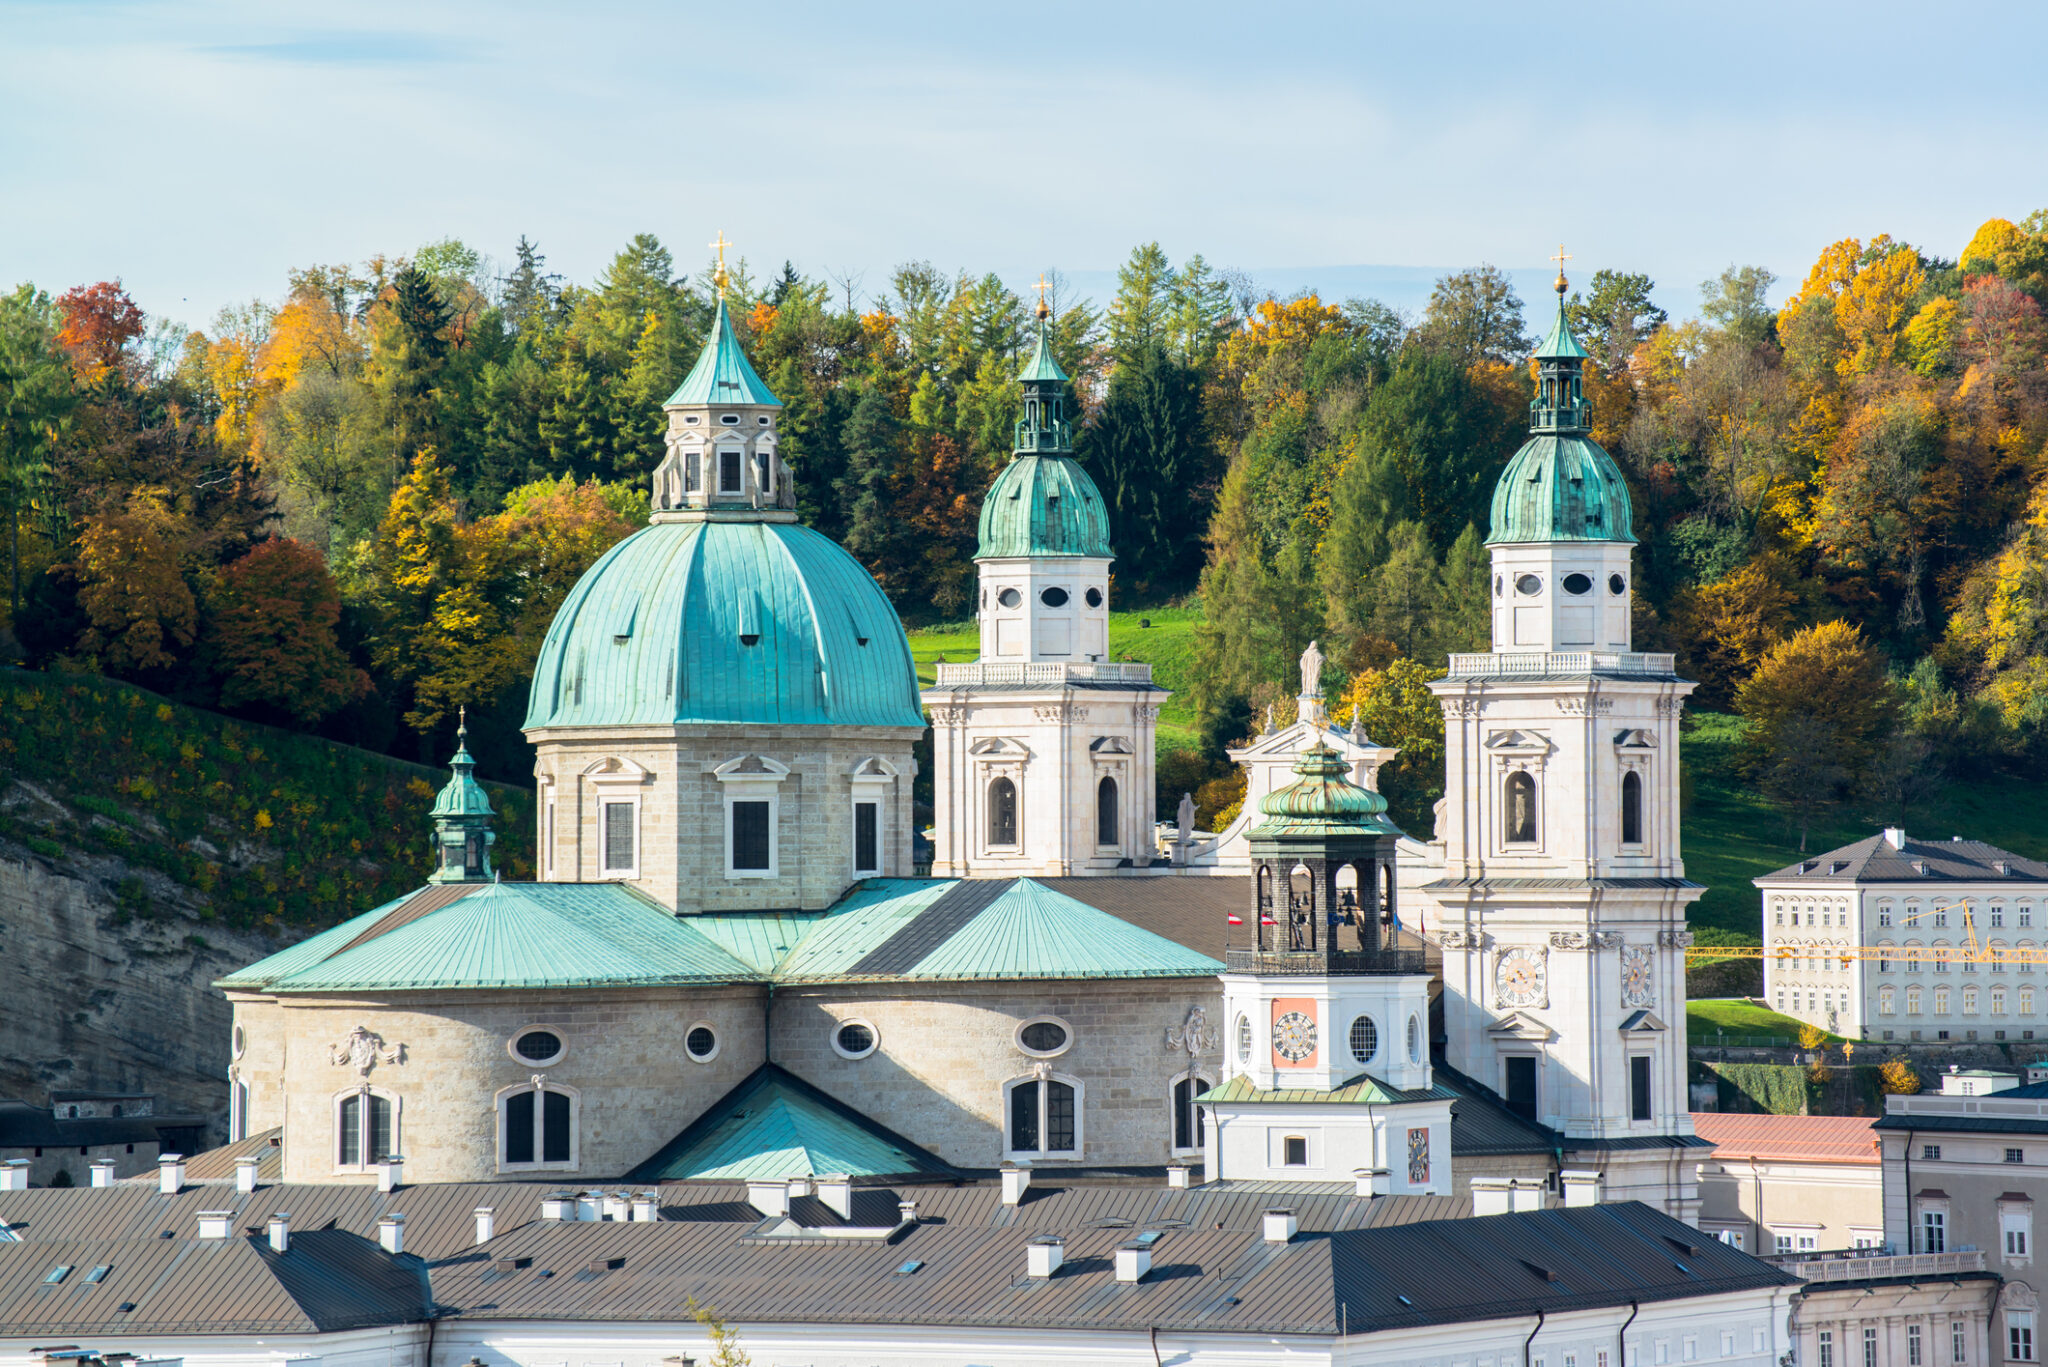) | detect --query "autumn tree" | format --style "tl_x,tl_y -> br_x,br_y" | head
1417,265 -> 1530,365
71,487 -> 201,674
0,286 -> 76,628
55,281 -> 146,385
1078,340 -> 1209,593
1737,621 -> 1899,848
207,537 -> 370,721
1332,658 -> 1447,839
